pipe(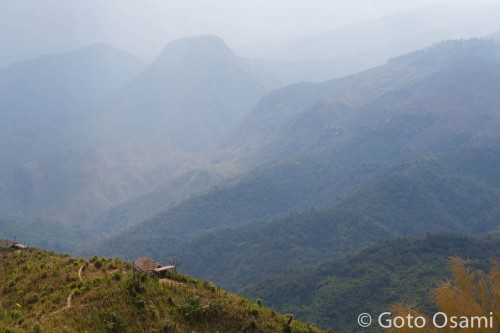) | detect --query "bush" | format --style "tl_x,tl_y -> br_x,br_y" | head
104,312 -> 125,333
179,296 -> 205,319
162,320 -> 175,333
32,324 -> 42,333
203,281 -> 217,292
249,307 -> 259,317
112,271 -> 121,281
10,309 -> 21,319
